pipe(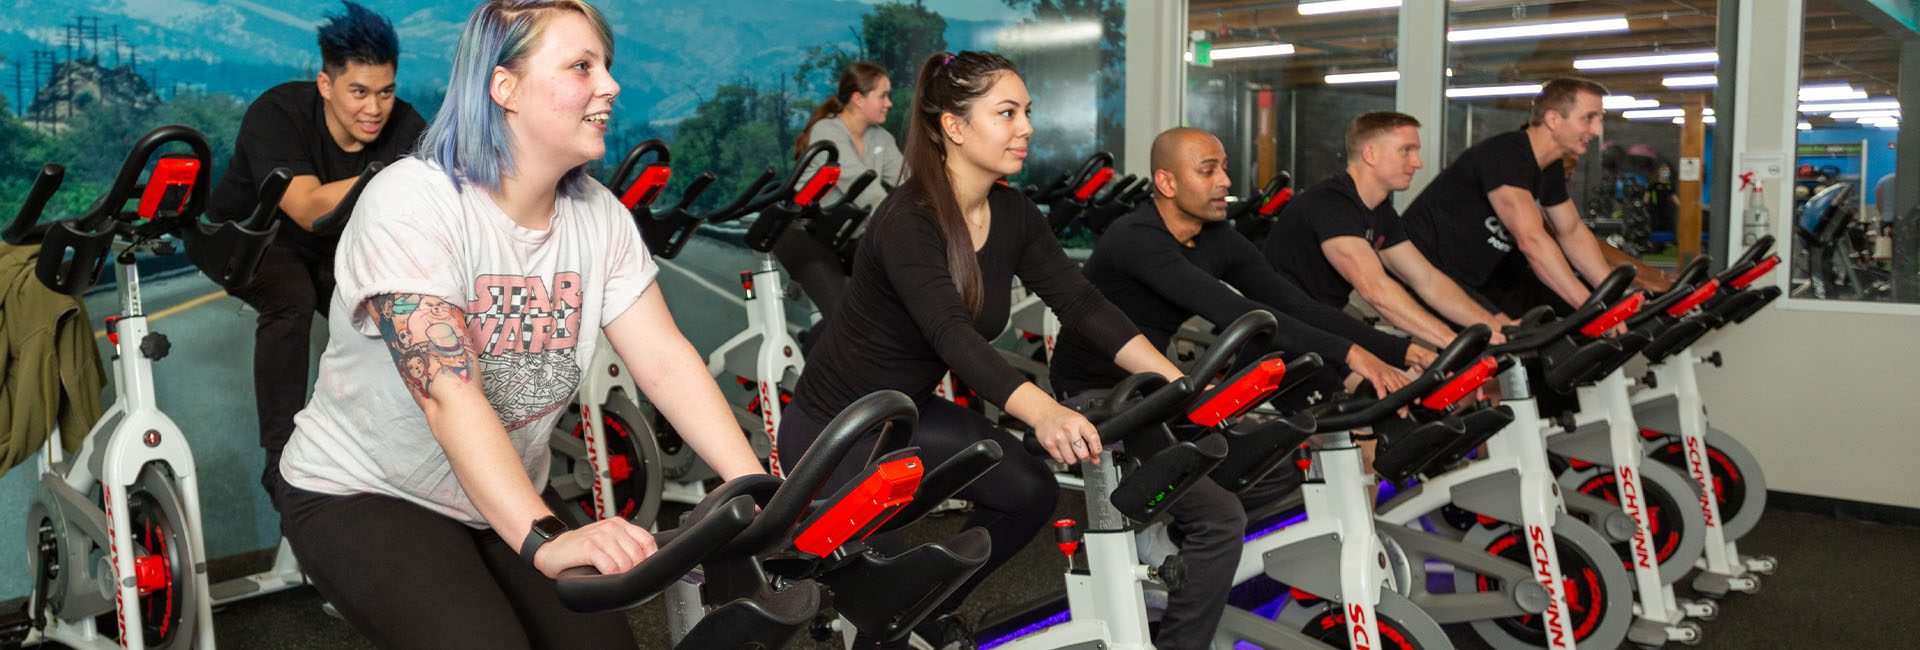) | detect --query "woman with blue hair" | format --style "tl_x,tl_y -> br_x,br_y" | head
274,1 -> 763,646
